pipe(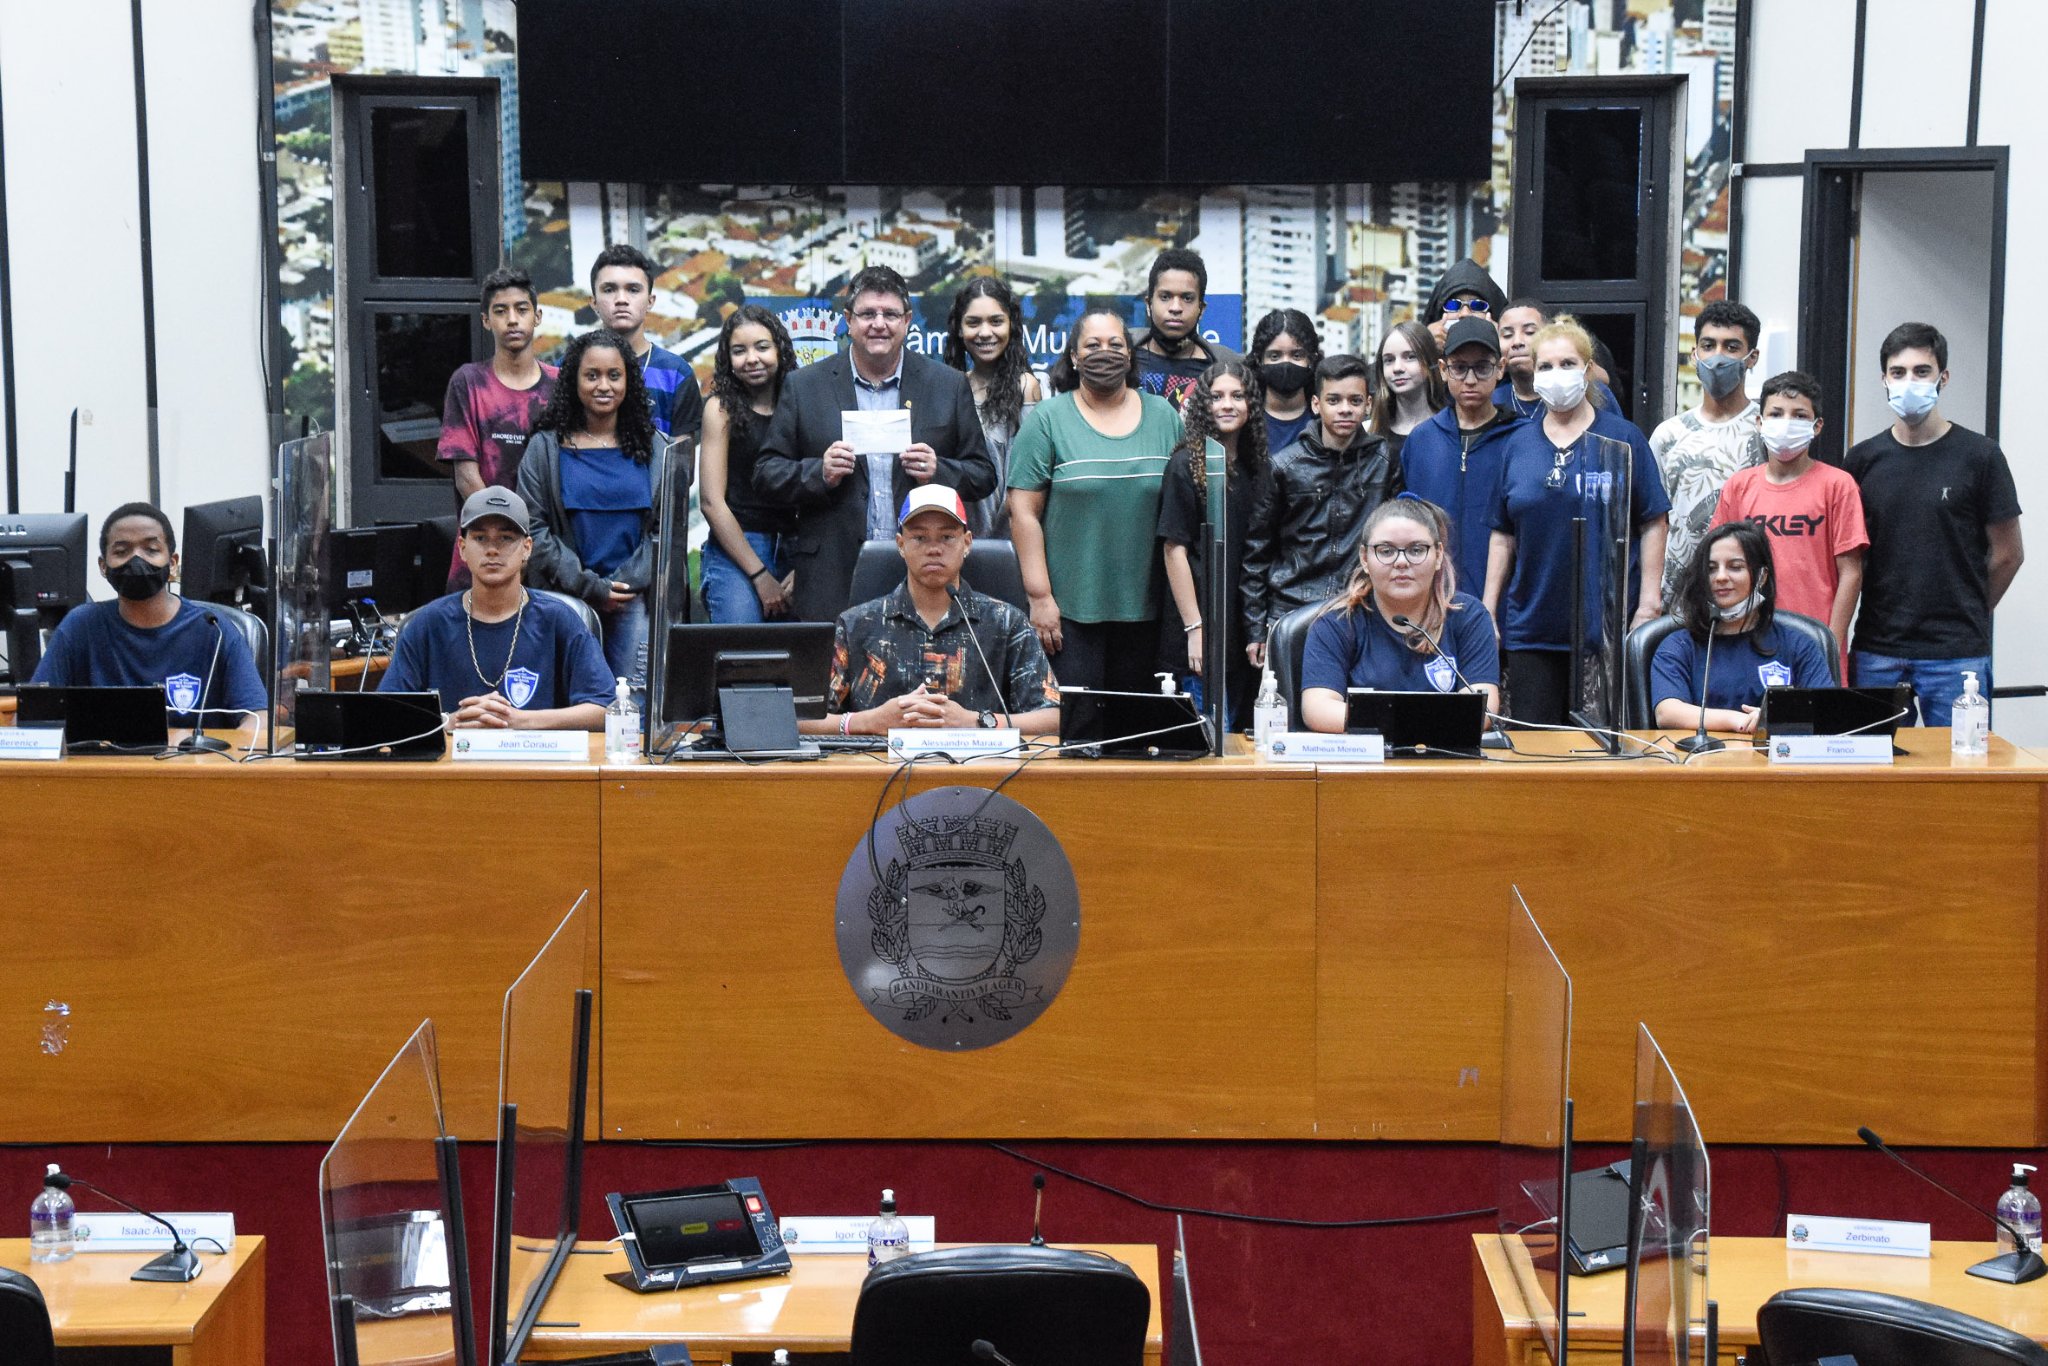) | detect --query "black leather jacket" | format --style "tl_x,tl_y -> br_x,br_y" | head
1241,428 -> 1402,642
